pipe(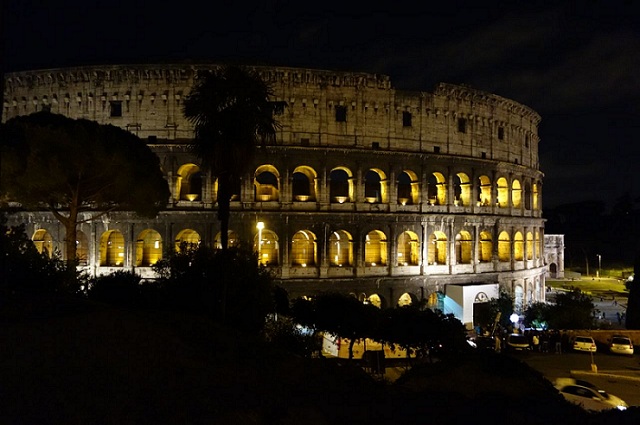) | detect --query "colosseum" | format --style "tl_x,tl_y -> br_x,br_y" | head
2,64 -> 547,328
